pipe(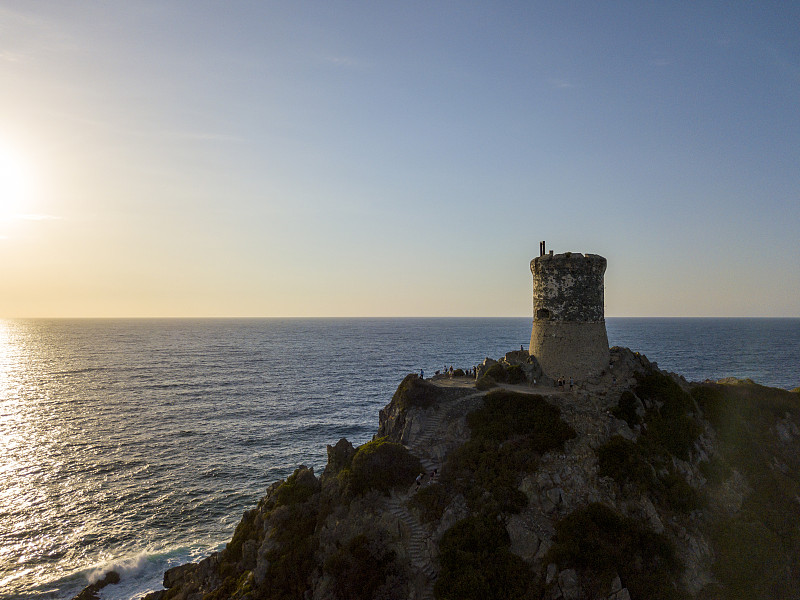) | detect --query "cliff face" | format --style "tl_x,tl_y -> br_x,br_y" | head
140,348 -> 800,600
